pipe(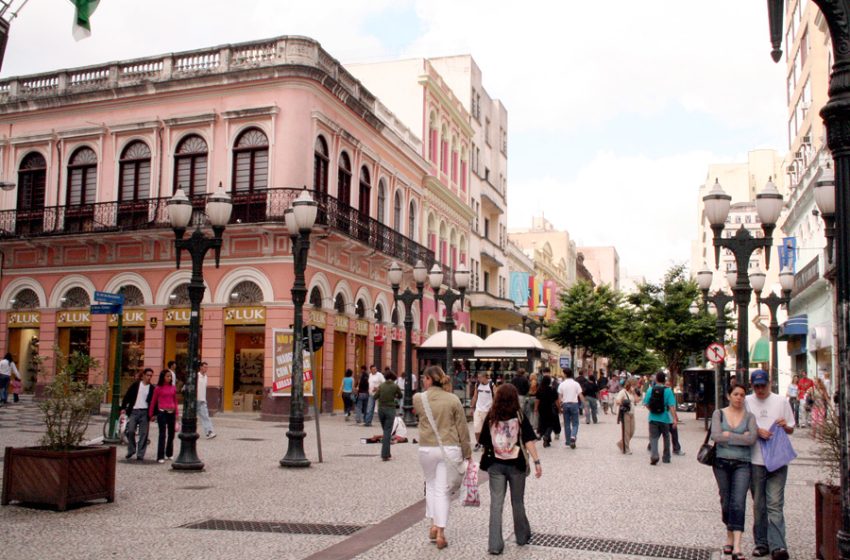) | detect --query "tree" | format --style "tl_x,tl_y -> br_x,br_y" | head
627,265 -> 716,385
